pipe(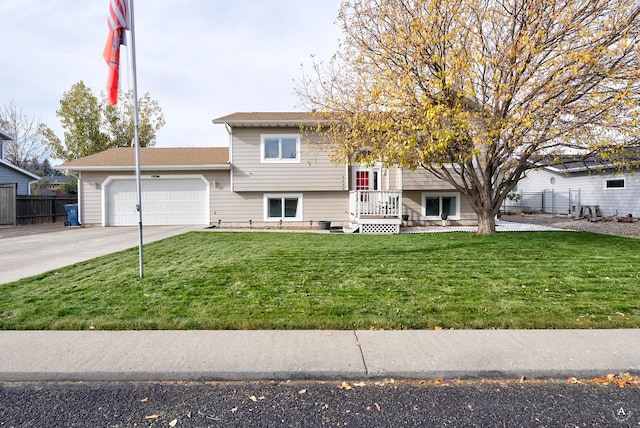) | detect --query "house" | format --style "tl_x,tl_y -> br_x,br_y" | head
0,129 -> 41,196
58,112 -> 478,232
36,175 -> 77,195
510,155 -> 640,217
